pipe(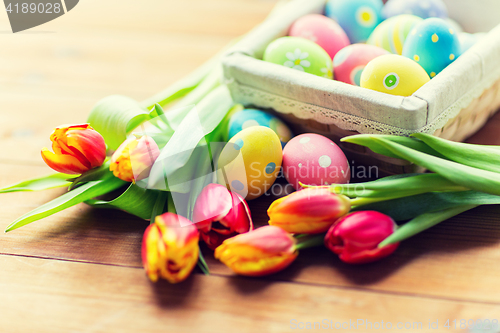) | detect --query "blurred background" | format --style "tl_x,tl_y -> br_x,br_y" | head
0,0 -> 279,166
